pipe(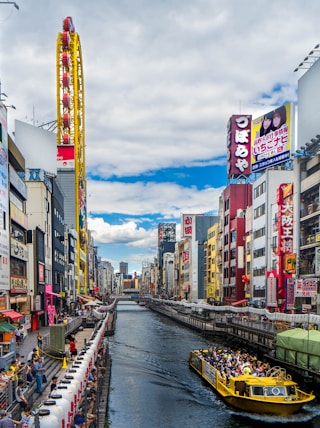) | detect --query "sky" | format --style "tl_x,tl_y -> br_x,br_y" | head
0,0 -> 319,275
